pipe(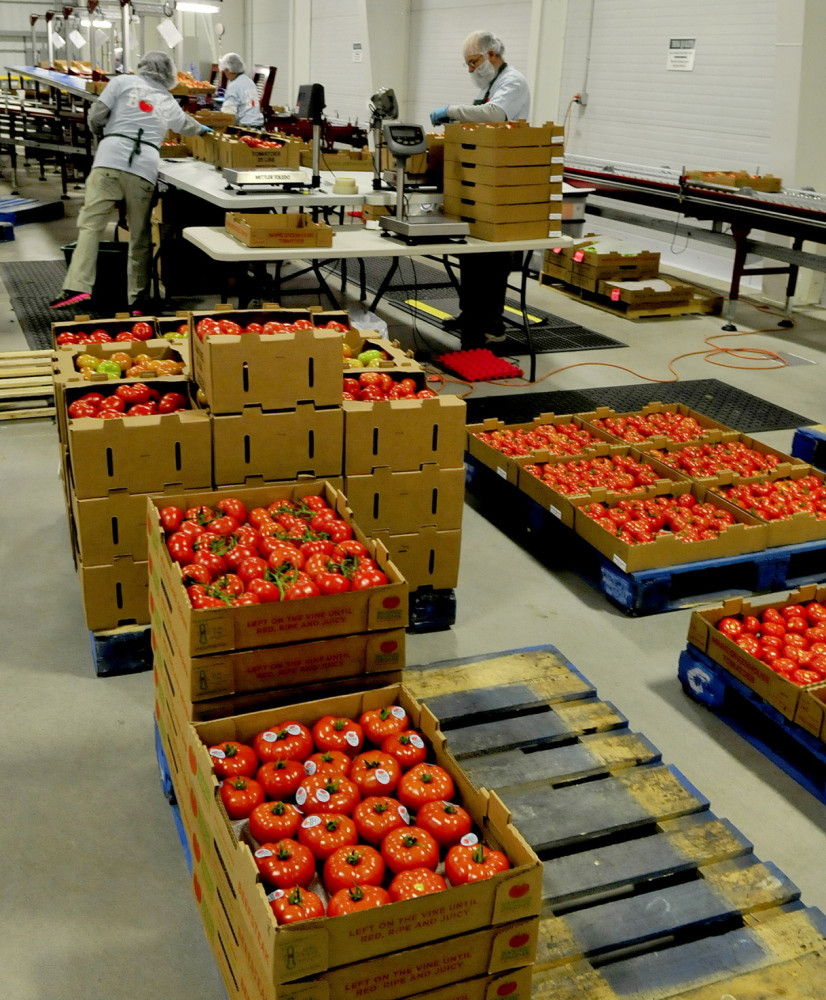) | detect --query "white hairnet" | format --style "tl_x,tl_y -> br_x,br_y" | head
463,30 -> 505,58
219,52 -> 245,75
137,50 -> 177,90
